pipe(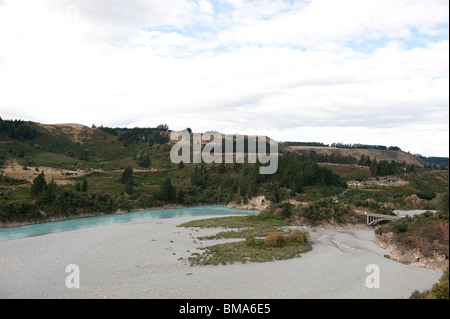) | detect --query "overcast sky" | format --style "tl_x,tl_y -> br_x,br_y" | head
0,0 -> 448,157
